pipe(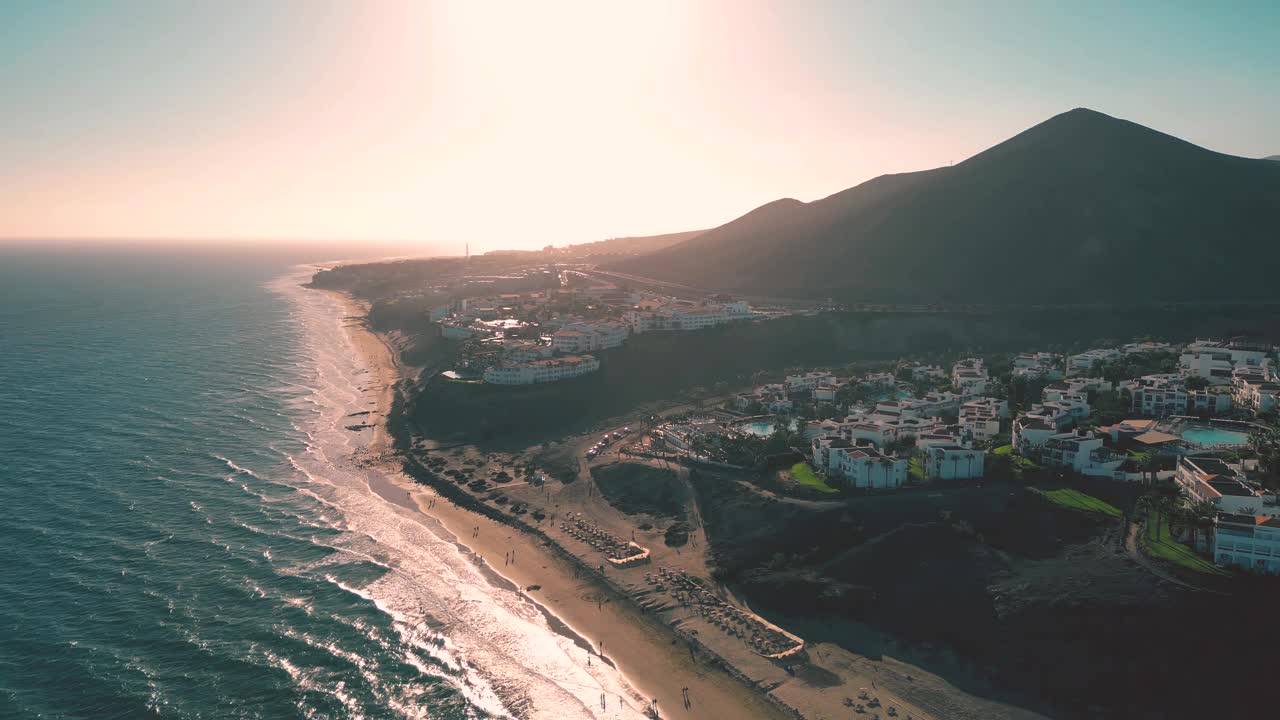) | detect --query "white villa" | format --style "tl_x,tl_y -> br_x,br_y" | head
811,436 -> 907,489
